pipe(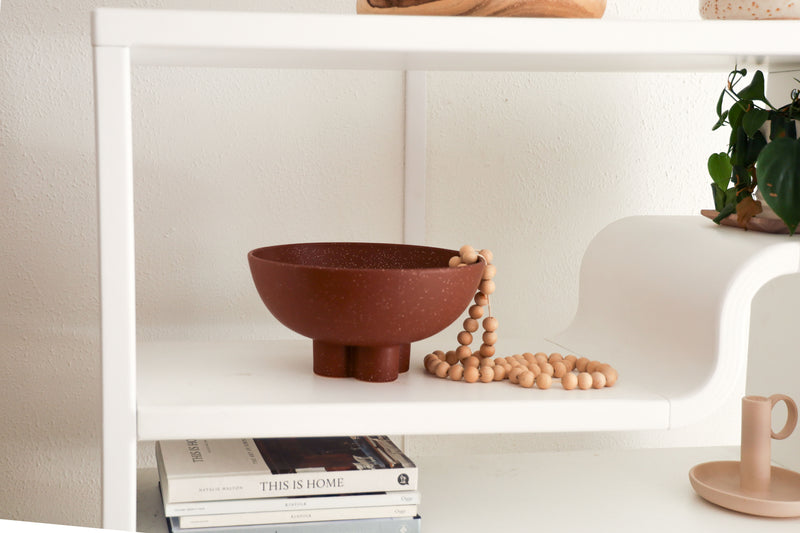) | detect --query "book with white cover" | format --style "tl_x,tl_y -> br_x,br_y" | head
157,436 -> 417,503
162,488 -> 420,517
167,515 -> 421,533
177,503 -> 419,529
